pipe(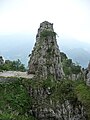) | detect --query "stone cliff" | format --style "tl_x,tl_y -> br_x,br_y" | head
28,21 -> 64,80
27,21 -> 87,120
0,56 -> 4,65
28,81 -> 87,120
85,61 -> 90,86
0,22 -> 89,119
